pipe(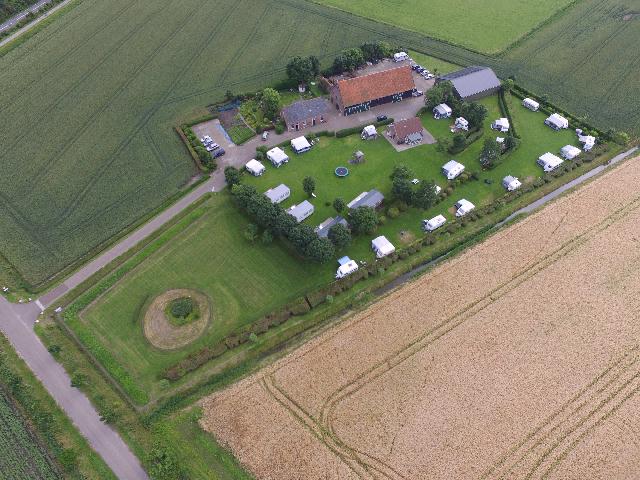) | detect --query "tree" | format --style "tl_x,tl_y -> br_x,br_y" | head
328,223 -> 351,249
360,41 -> 393,62
504,134 -> 520,151
424,80 -> 454,109
261,229 -> 273,244
333,197 -> 346,214
436,136 -> 451,153
224,166 -> 241,187
390,164 -> 413,181
244,223 -> 259,242
392,176 -> 414,204
261,87 -> 281,120
286,56 -> 320,85
413,181 -> 438,209
503,78 -> 514,93
480,137 -> 501,168
148,444 -> 187,480
333,47 -> 365,73
303,176 -> 316,197
304,237 -> 335,263
460,102 -> 488,129
451,133 -> 466,153
349,206 -> 378,235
